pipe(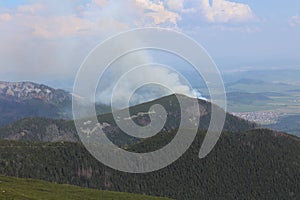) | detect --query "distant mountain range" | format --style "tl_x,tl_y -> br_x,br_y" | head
0,81 -> 70,104
0,81 -> 72,126
0,81 -> 111,127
